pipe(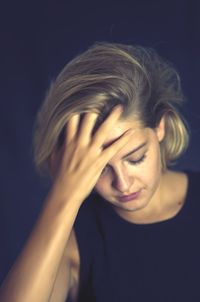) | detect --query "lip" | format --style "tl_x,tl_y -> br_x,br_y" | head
118,190 -> 141,202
